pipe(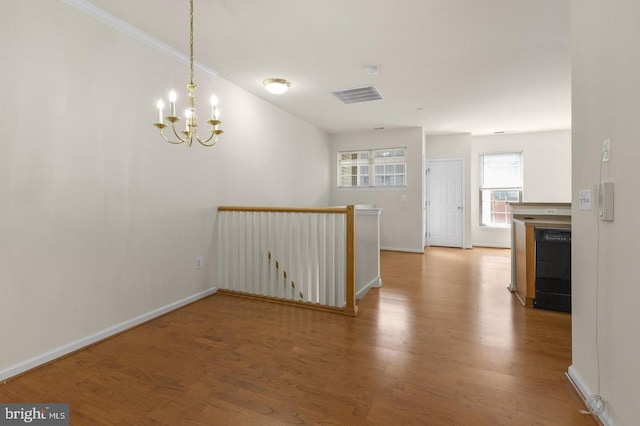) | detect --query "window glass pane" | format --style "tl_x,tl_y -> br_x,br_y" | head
506,190 -> 520,201
340,176 -> 352,186
339,148 -> 406,188
338,151 -> 370,187
371,148 -> 407,186
480,188 -> 520,227
479,153 -> 522,226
